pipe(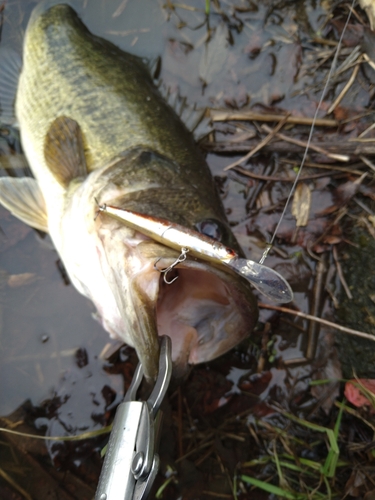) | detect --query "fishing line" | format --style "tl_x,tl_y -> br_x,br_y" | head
259,0 -> 356,265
